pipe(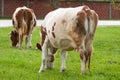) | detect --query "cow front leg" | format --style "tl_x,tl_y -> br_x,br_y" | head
39,37 -> 48,72
60,50 -> 67,72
